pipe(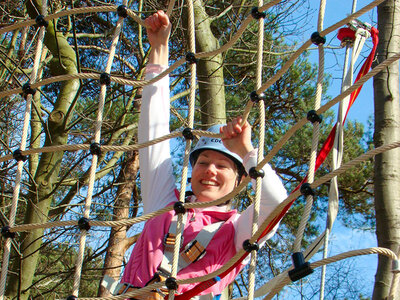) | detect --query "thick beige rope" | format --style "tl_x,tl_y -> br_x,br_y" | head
246,3 -> 266,299
293,0 -> 326,253
168,0 -> 195,298
71,2 -> 127,296
260,247 -> 398,300
0,1 -> 48,299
